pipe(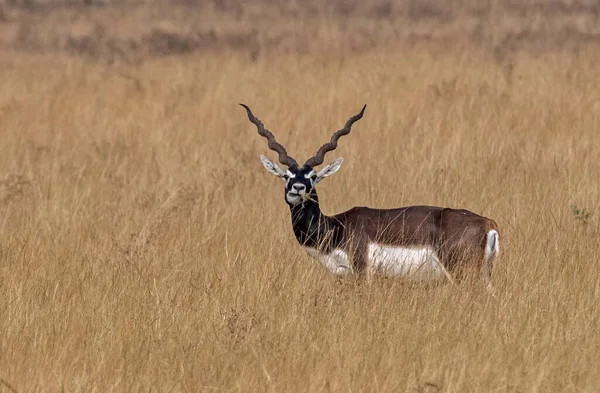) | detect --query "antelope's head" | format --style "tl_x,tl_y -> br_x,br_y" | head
240,103 -> 366,206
